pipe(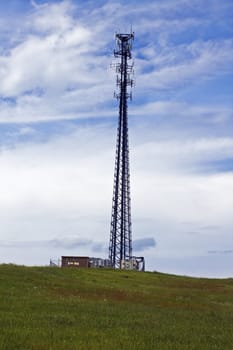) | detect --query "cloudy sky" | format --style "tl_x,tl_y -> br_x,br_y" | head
0,0 -> 232,277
